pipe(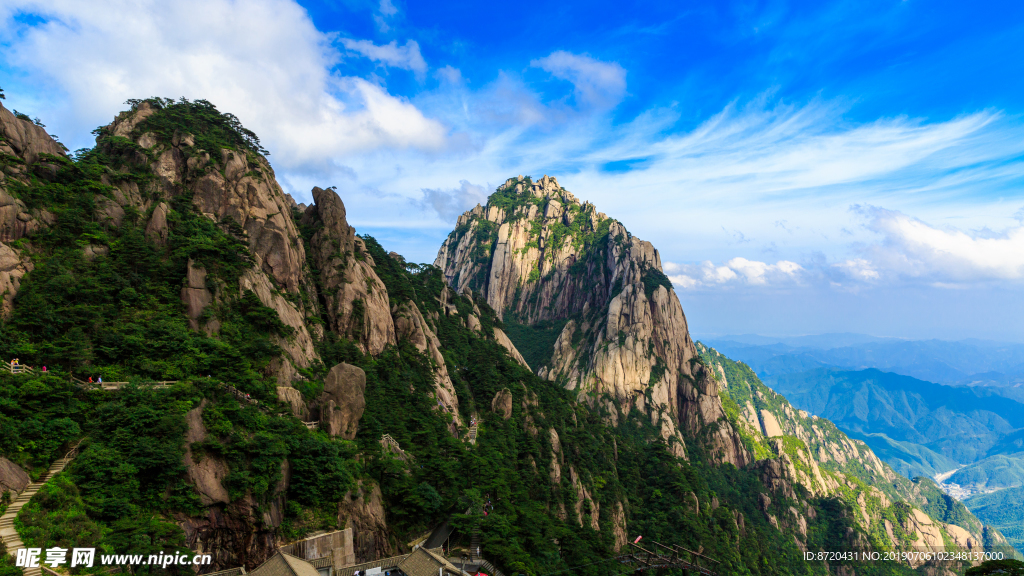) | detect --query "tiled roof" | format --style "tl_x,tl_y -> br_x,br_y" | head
397,548 -> 465,576
204,568 -> 246,576
335,555 -> 408,576
309,557 -> 333,569
250,553 -> 321,576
